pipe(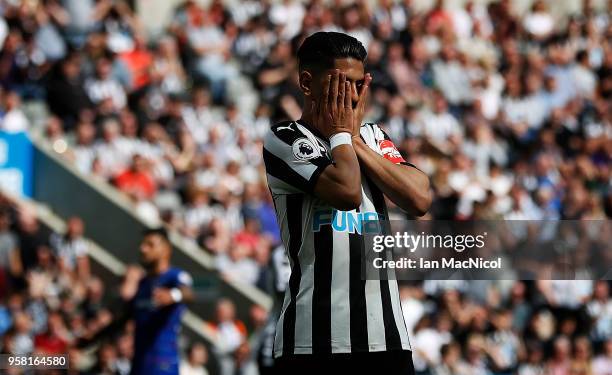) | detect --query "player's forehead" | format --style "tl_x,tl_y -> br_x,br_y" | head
326,58 -> 365,81
143,233 -> 165,245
